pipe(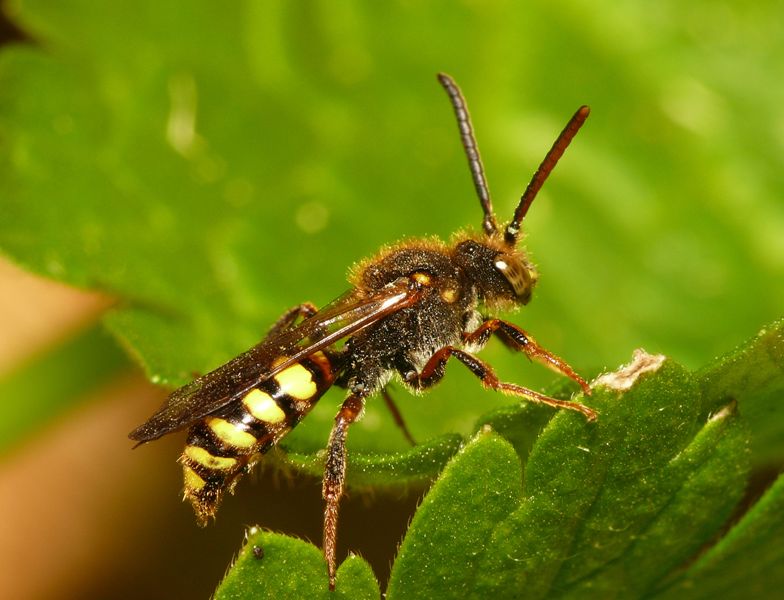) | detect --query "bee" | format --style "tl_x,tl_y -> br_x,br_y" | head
130,73 -> 596,590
